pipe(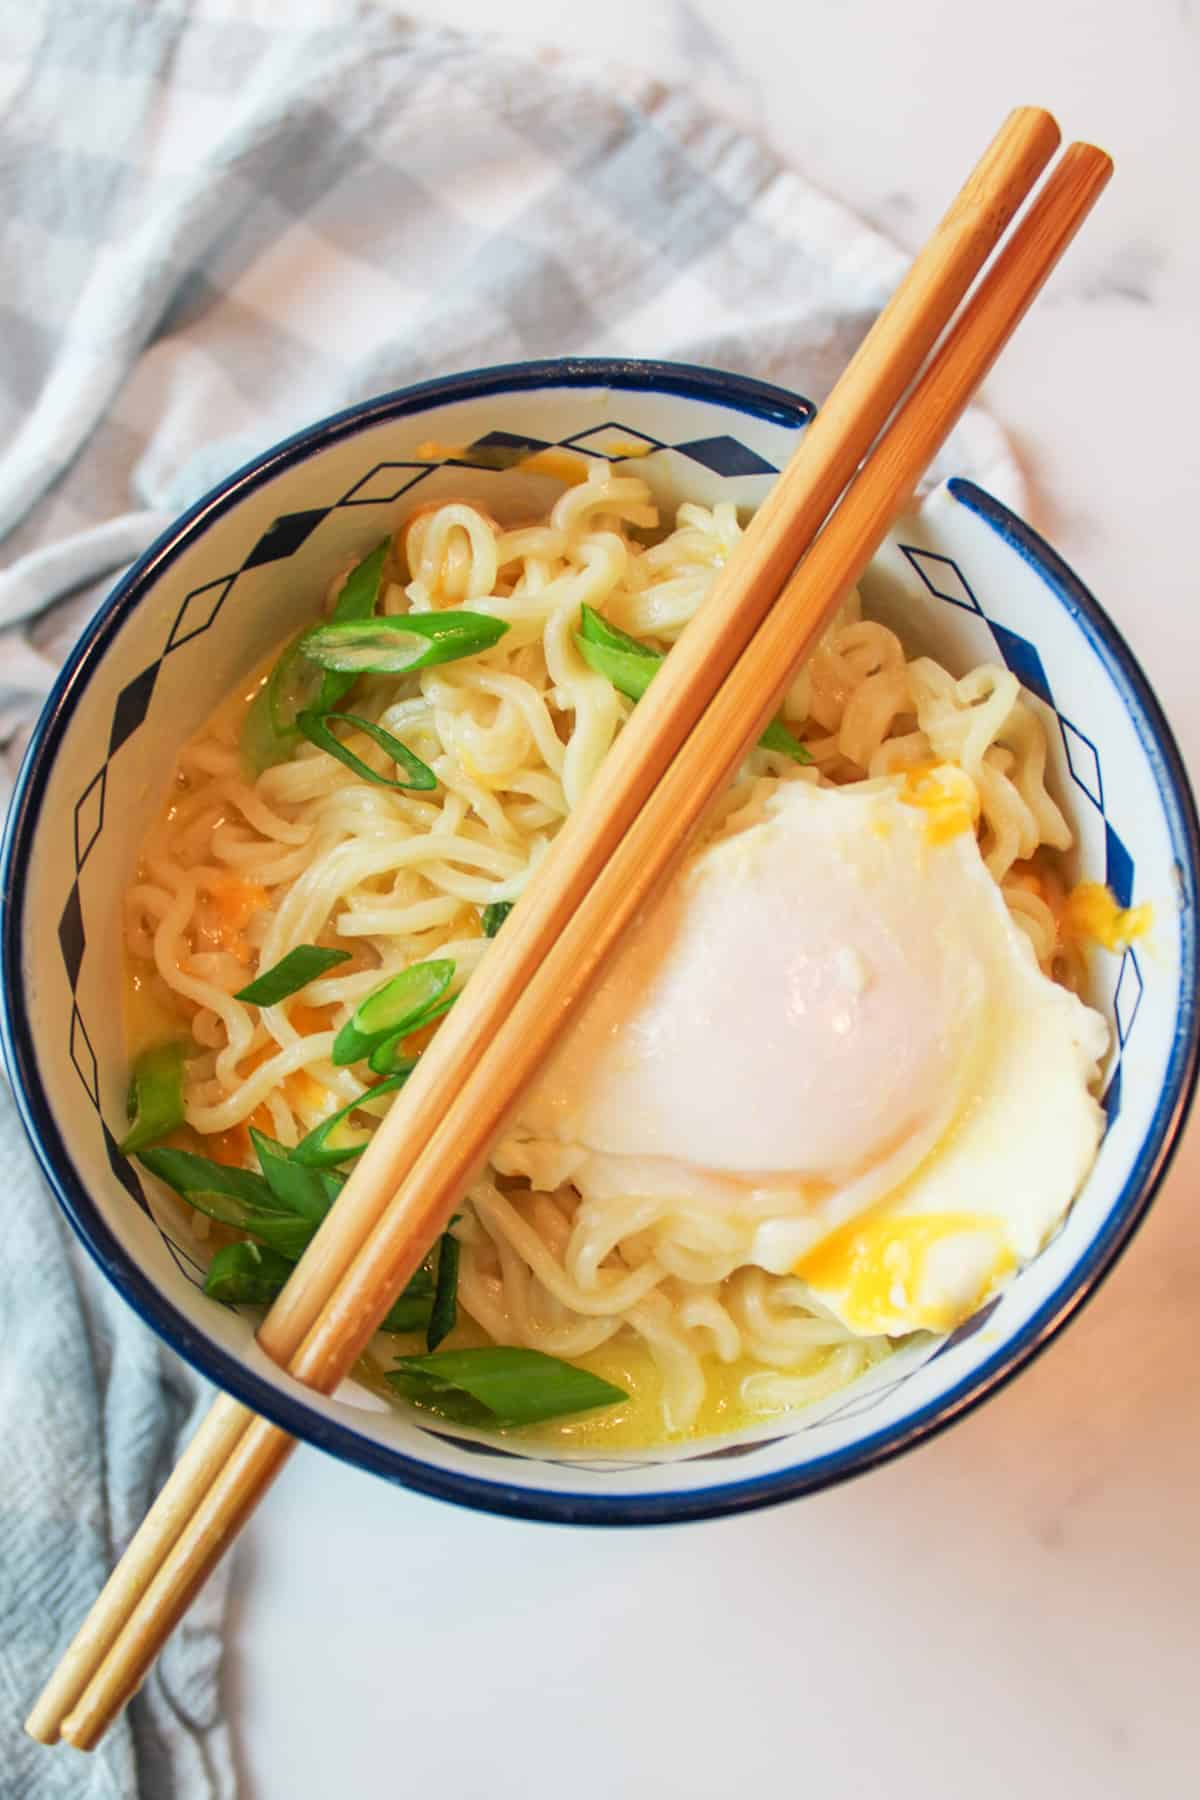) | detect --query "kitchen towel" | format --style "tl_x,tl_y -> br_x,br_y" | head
0,3 -> 1019,1795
